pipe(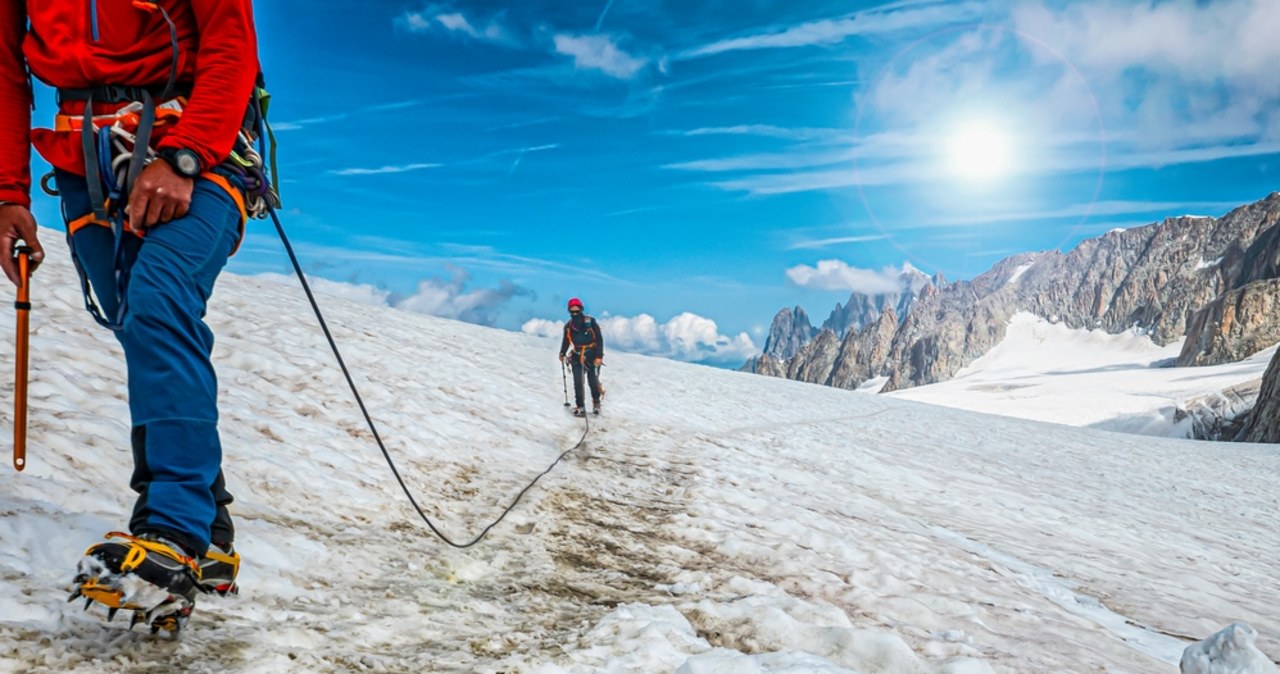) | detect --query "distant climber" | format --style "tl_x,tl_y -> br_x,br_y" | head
558,297 -> 604,416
